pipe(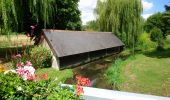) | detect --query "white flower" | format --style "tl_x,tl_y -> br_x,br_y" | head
24,65 -> 35,75
22,73 -> 27,80
17,86 -> 22,91
4,70 -> 16,74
